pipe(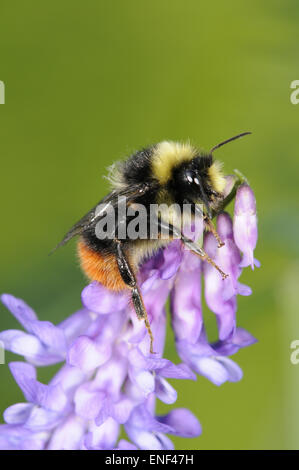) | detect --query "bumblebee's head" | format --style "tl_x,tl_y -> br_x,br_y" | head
152,133 -> 251,218
170,152 -> 224,217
